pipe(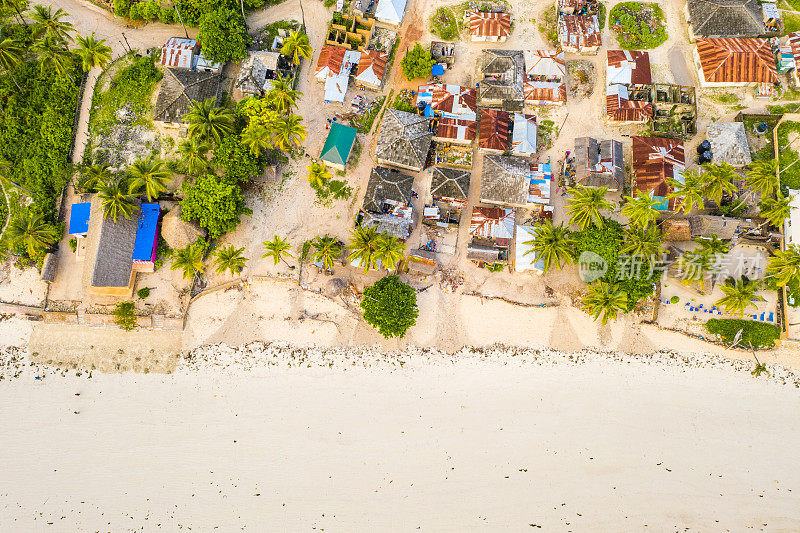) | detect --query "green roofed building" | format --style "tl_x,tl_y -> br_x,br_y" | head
320,122 -> 357,171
